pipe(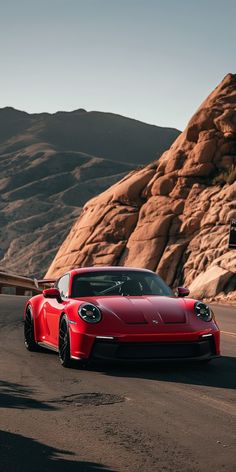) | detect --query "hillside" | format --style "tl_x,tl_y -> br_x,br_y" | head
0,107 -> 179,276
46,74 -> 236,301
